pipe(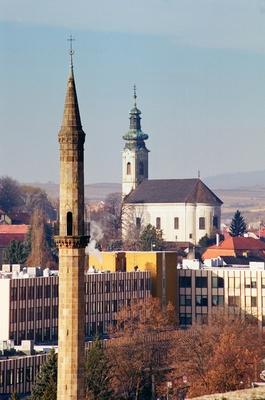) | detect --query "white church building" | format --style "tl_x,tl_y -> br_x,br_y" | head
122,90 -> 223,245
